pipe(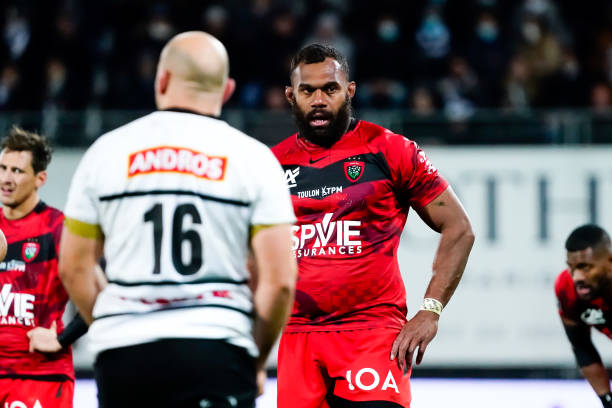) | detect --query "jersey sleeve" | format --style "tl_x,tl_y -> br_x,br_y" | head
386,135 -> 449,208
555,270 -> 578,320
250,146 -> 296,227
63,143 -> 103,233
